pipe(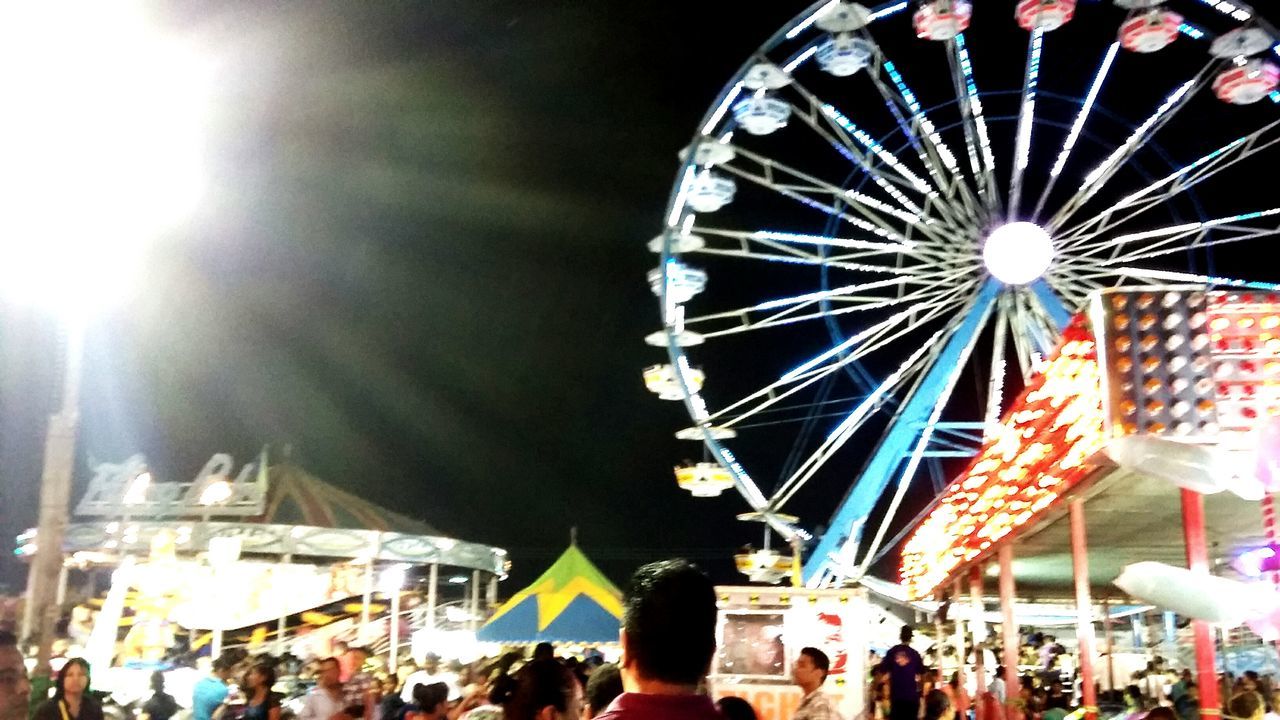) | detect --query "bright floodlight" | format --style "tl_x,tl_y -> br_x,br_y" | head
982,222 -> 1054,285
0,3 -> 208,315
